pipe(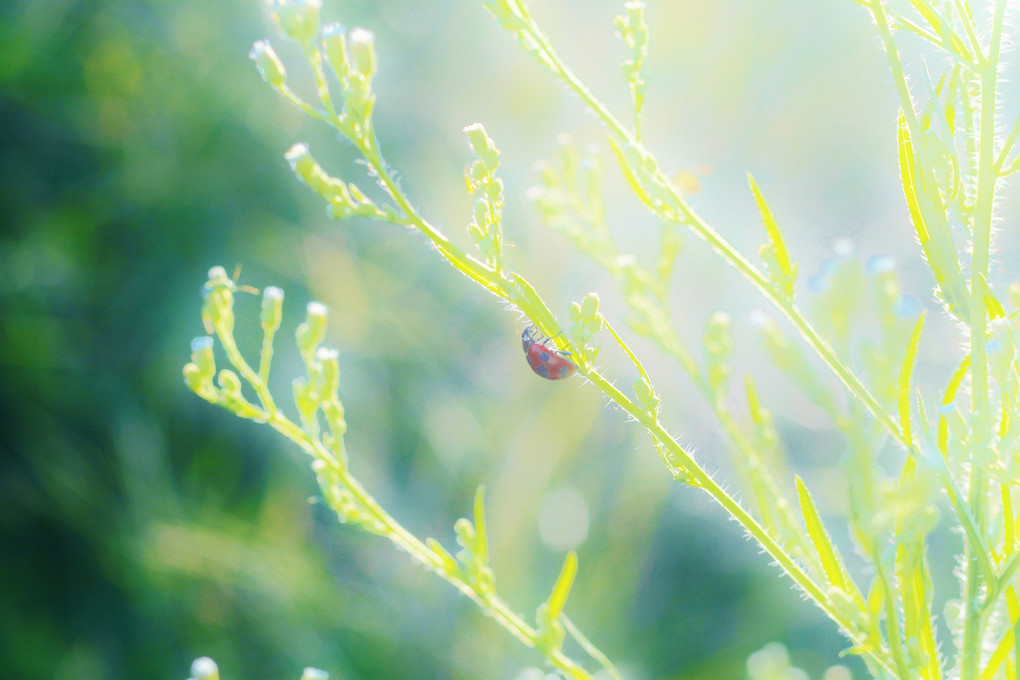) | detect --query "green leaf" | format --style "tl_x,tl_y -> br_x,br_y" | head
546,551 -> 578,619
897,110 -> 968,318
906,0 -> 972,60
1000,399 -> 1011,441
976,274 -> 1006,319
796,476 -> 849,593
982,589 -> 1020,679
937,355 -> 970,458
472,485 -> 488,565
1002,485 -> 1015,551
744,373 -> 765,426
898,311 -> 927,449
747,172 -> 796,298
426,537 -> 459,574
866,576 -> 885,635
897,544 -> 939,680
607,137 -> 658,214
438,244 -> 504,296
898,112 -> 932,247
